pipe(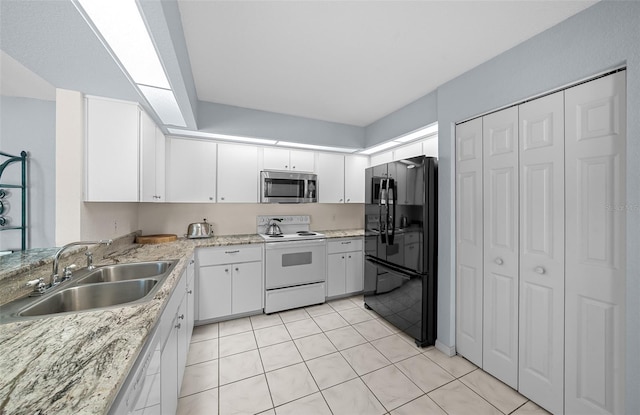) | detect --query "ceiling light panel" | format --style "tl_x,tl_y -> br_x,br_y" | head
276,141 -> 359,153
166,129 -> 277,145
138,85 -> 186,127
359,141 -> 398,155
77,0 -> 170,89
